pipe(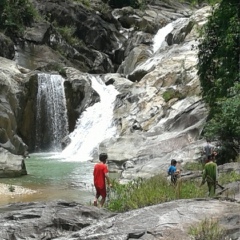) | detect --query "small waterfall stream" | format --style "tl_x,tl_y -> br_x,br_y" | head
135,18 -> 189,73
60,75 -> 119,162
35,73 -> 69,152
153,22 -> 174,53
